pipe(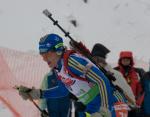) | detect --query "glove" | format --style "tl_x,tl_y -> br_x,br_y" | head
29,87 -> 41,99
99,107 -> 111,117
91,112 -> 102,117
18,85 -> 32,100
91,107 -> 111,117
18,85 -> 41,100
